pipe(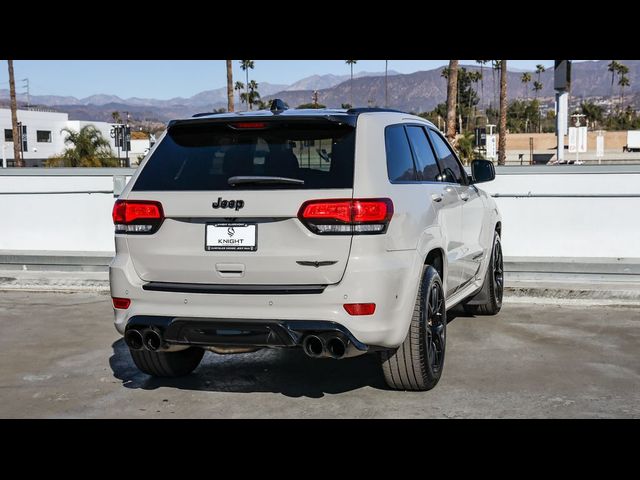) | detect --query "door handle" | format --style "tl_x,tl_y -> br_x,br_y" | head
431,193 -> 444,203
460,192 -> 470,202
